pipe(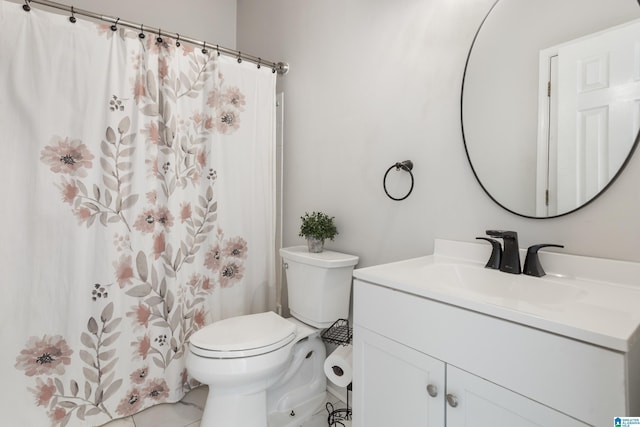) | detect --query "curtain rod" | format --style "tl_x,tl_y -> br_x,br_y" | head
21,0 -> 290,75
